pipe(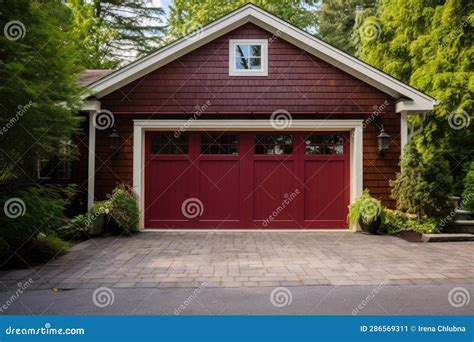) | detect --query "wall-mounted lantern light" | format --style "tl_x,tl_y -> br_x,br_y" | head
377,125 -> 390,157
108,127 -> 121,157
